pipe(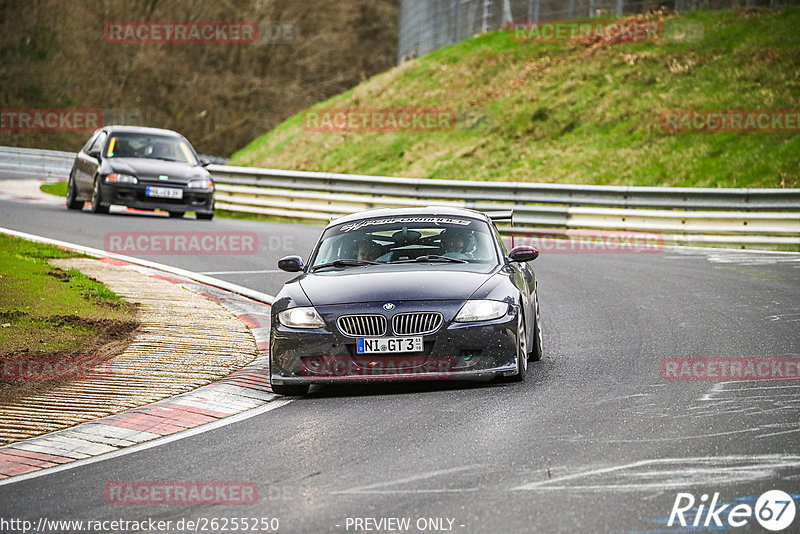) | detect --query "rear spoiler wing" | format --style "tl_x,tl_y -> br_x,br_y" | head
486,210 -> 517,248
485,210 -> 513,224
